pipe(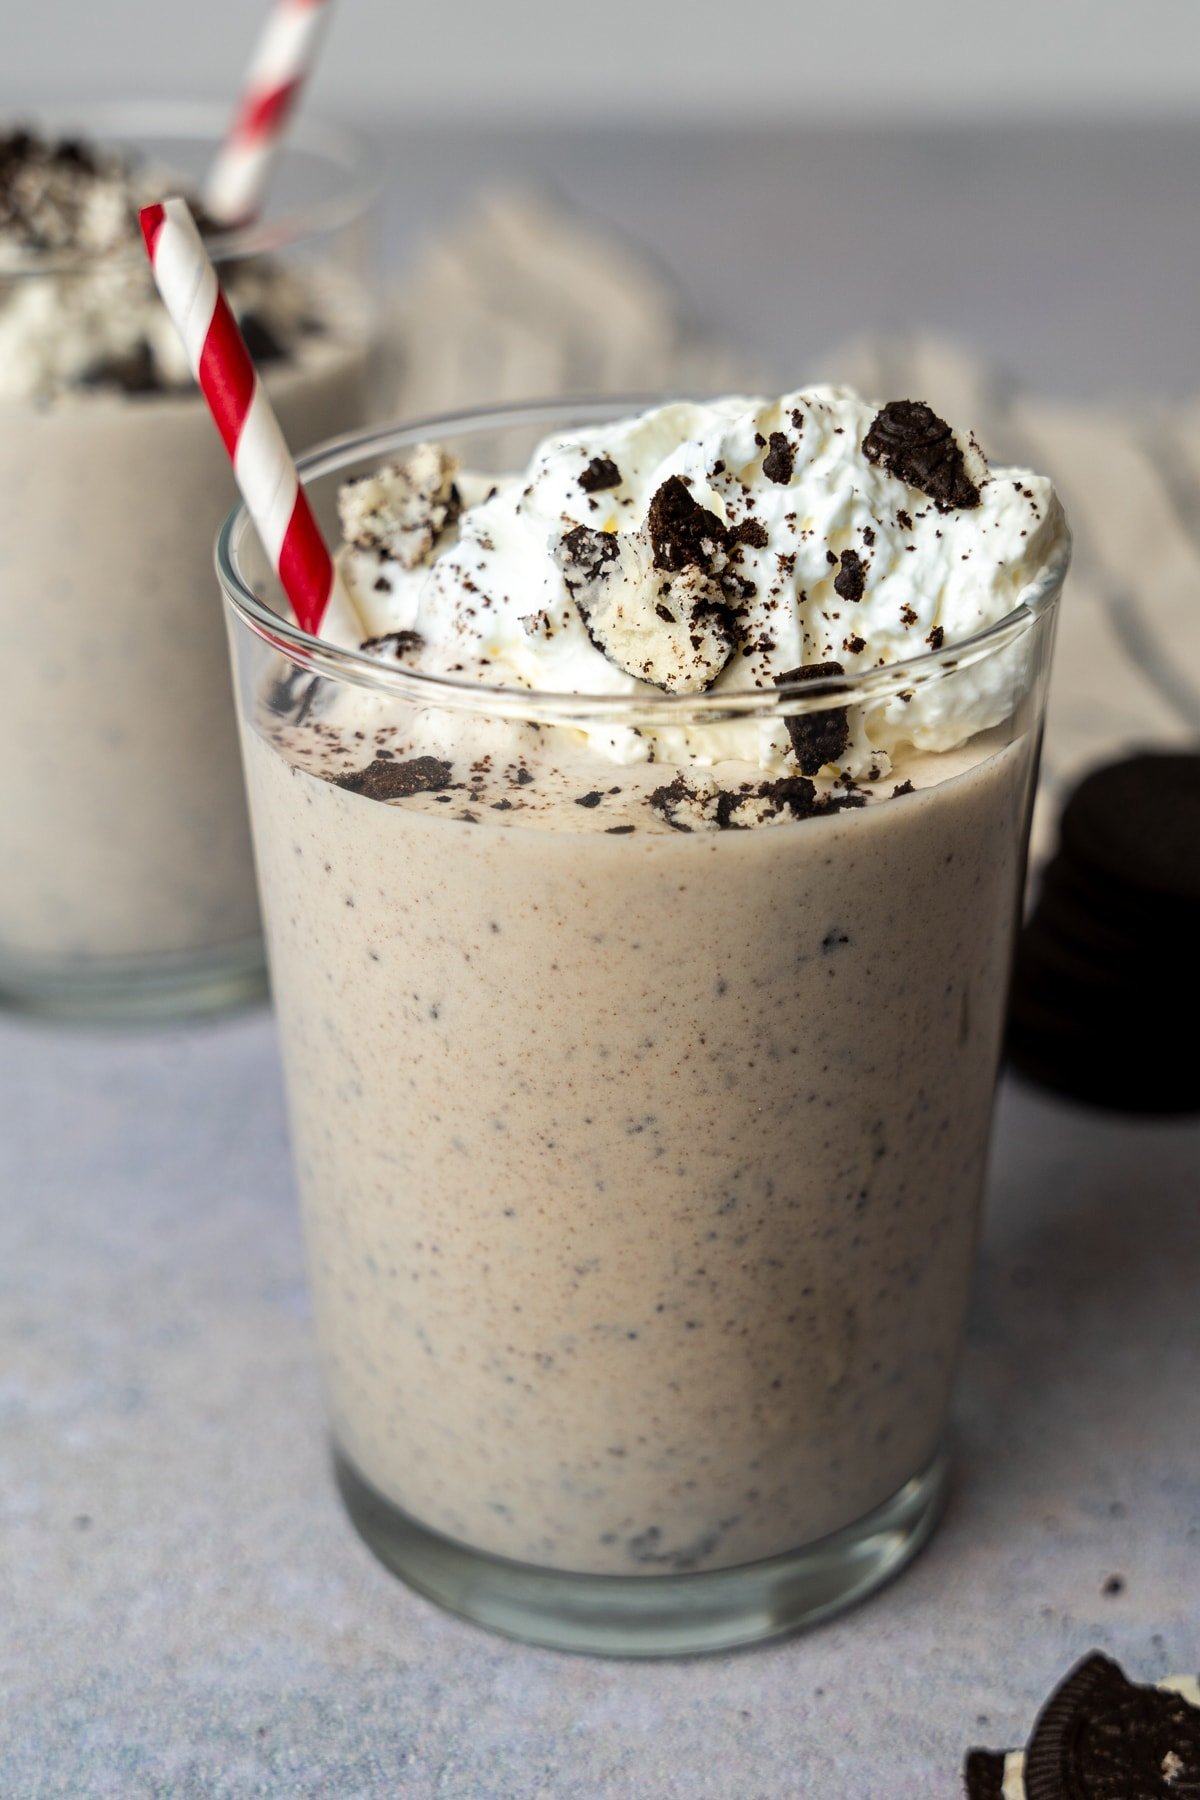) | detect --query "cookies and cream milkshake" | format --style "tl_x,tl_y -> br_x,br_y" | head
0,123 -> 372,1014
223,391 -> 1066,1645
